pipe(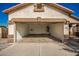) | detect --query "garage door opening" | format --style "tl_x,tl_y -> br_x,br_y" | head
15,22 -> 64,42
19,34 -> 61,43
